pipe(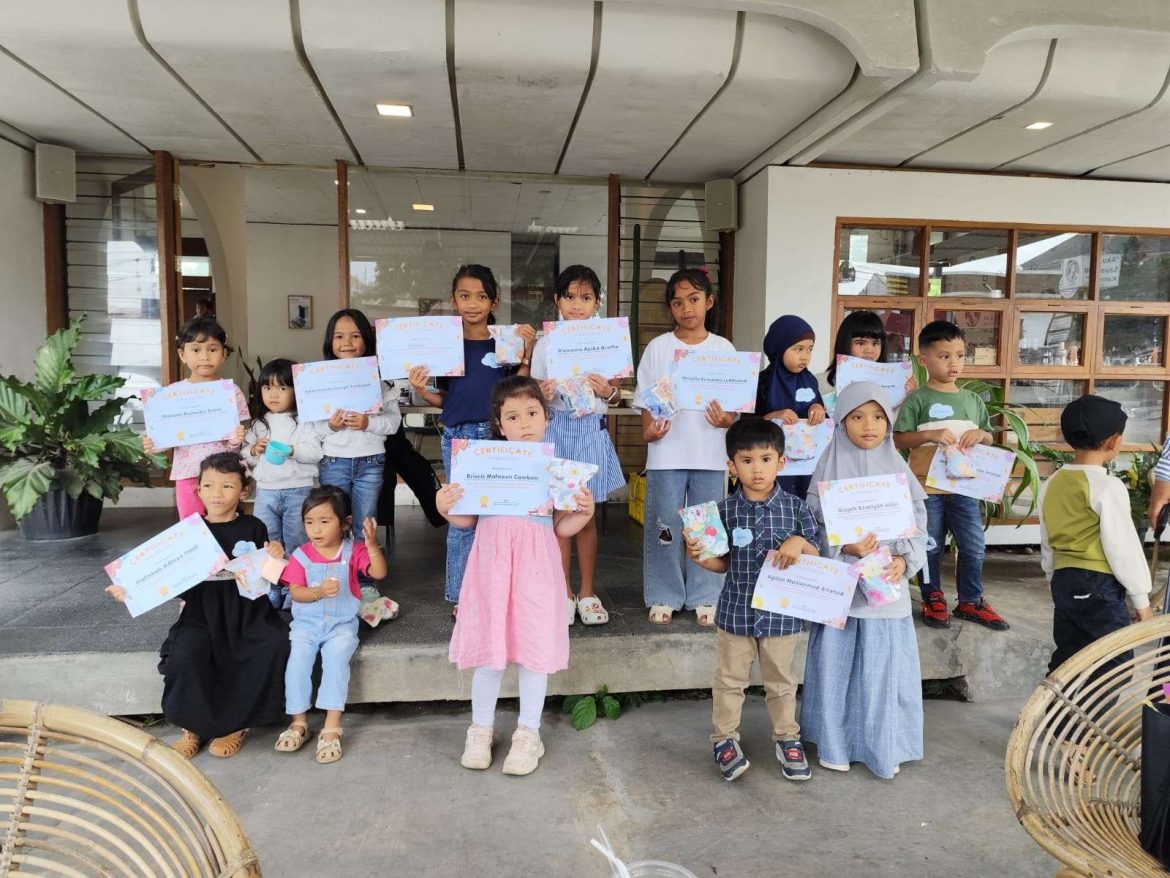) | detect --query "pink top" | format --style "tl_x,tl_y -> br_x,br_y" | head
282,542 -> 371,599
168,380 -> 251,480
